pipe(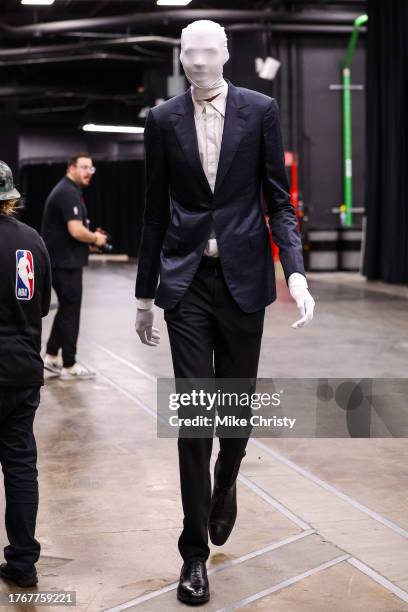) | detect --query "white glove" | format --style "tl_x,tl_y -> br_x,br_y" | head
288,273 -> 315,329
135,306 -> 160,346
